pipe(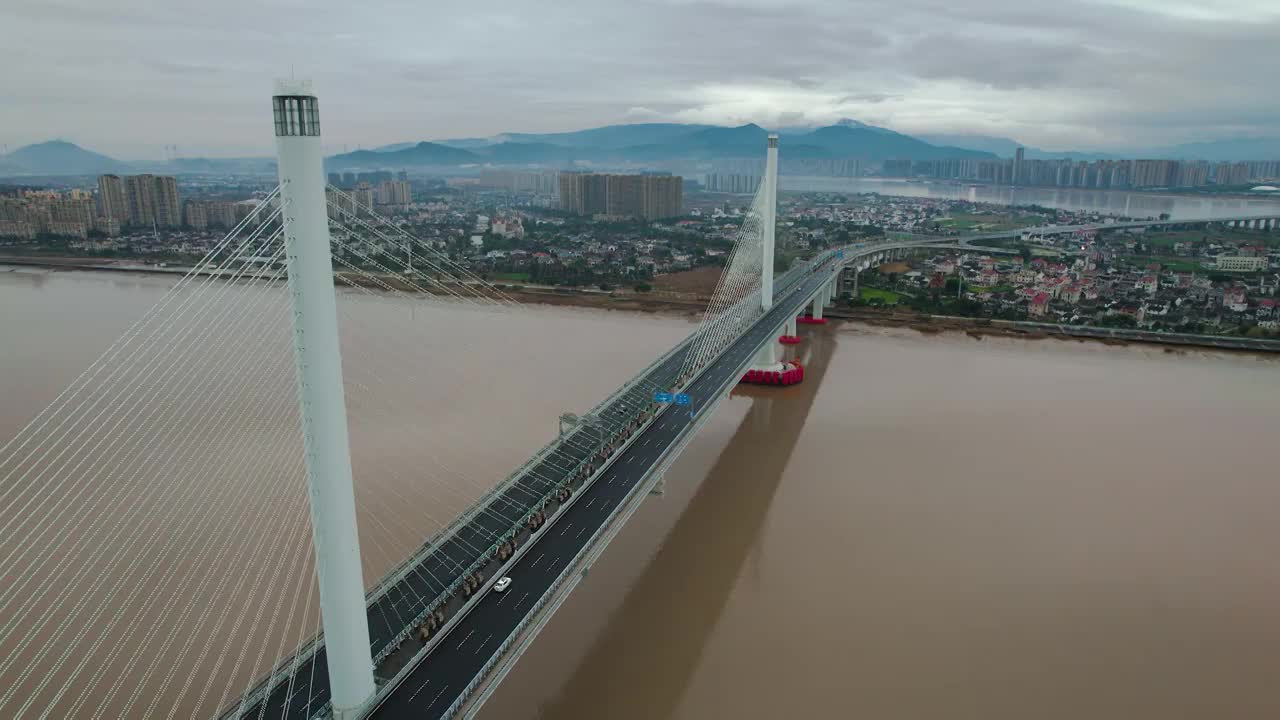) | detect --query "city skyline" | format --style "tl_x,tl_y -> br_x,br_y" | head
3,0 -> 1279,158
